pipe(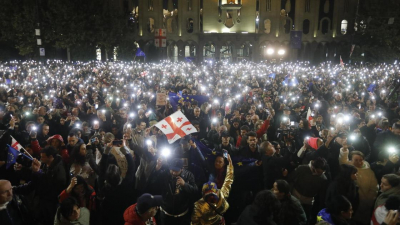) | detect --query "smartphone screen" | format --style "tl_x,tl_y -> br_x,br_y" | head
223,150 -> 228,158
